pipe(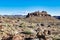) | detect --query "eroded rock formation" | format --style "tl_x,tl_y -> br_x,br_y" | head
26,11 -> 51,18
